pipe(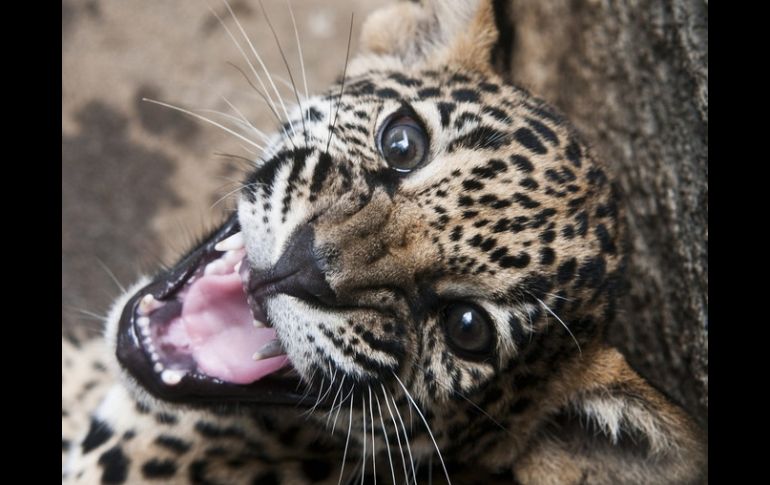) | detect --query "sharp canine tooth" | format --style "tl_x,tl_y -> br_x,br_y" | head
234,260 -> 243,273
161,369 -> 186,385
252,339 -> 285,360
138,294 -> 162,315
253,319 -> 265,328
215,232 -> 244,252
